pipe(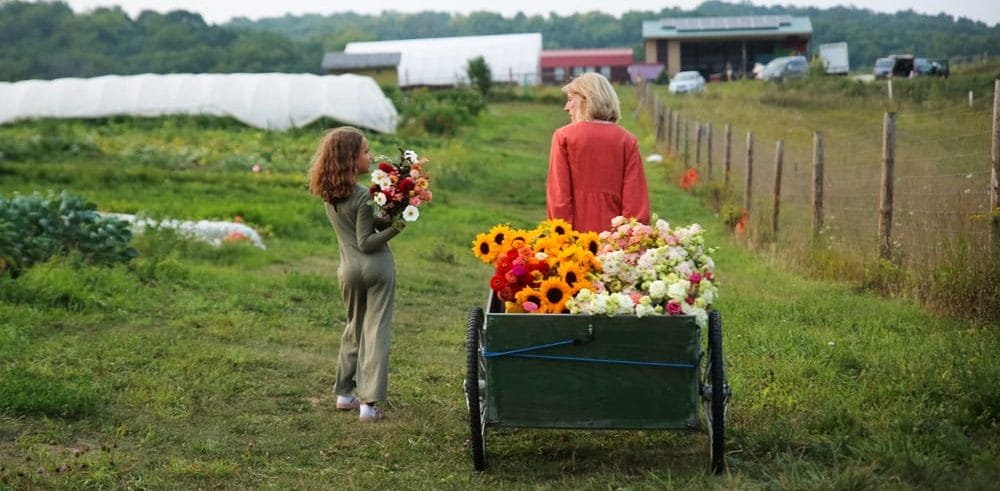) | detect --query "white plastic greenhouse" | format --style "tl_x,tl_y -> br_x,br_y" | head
345,33 -> 542,87
0,73 -> 398,133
